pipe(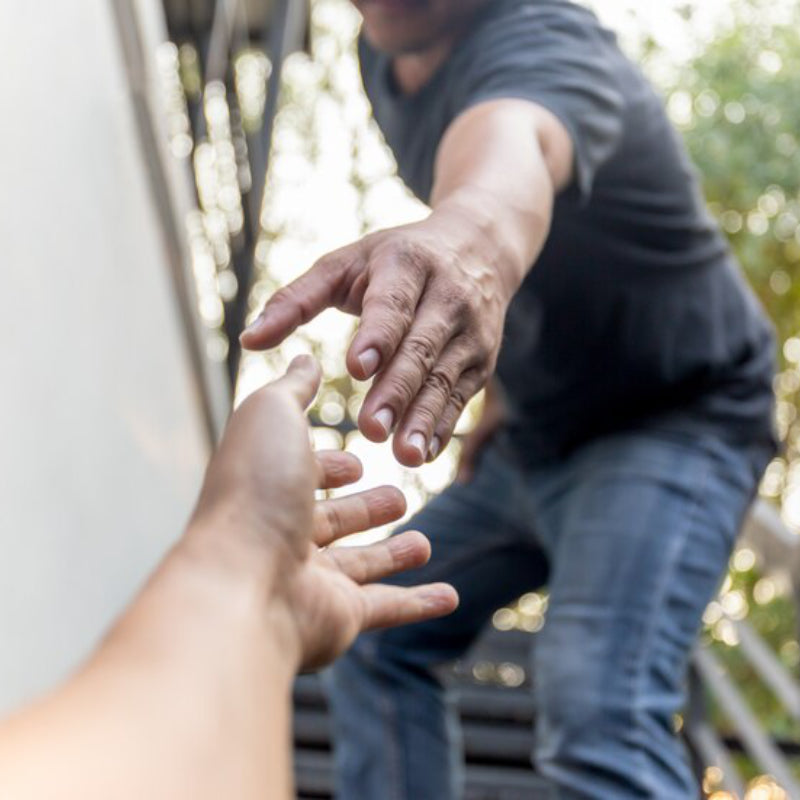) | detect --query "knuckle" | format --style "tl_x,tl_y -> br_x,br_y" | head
414,408 -> 439,433
371,317 -> 404,351
404,333 -> 439,372
383,372 -> 418,409
473,341 -> 492,365
440,285 -> 471,318
460,332 -> 493,367
324,505 -> 343,538
426,367 -> 456,400
384,287 -> 416,319
449,386 -> 469,412
269,284 -> 293,307
270,282 -> 314,325
367,286 -> 415,332
394,240 -> 435,278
